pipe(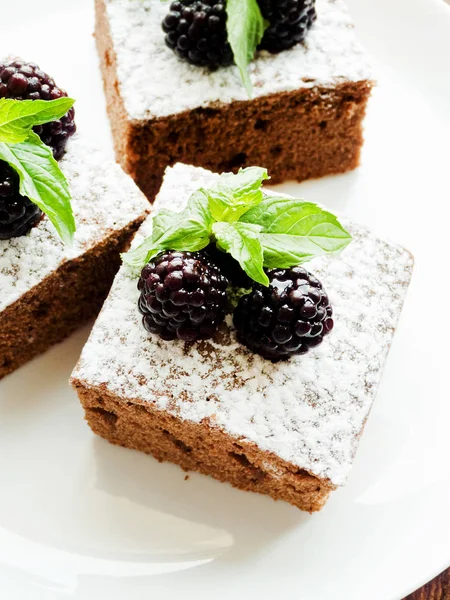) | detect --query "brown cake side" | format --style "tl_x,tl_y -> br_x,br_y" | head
0,220 -> 142,380
72,381 -> 335,512
95,0 -> 373,202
